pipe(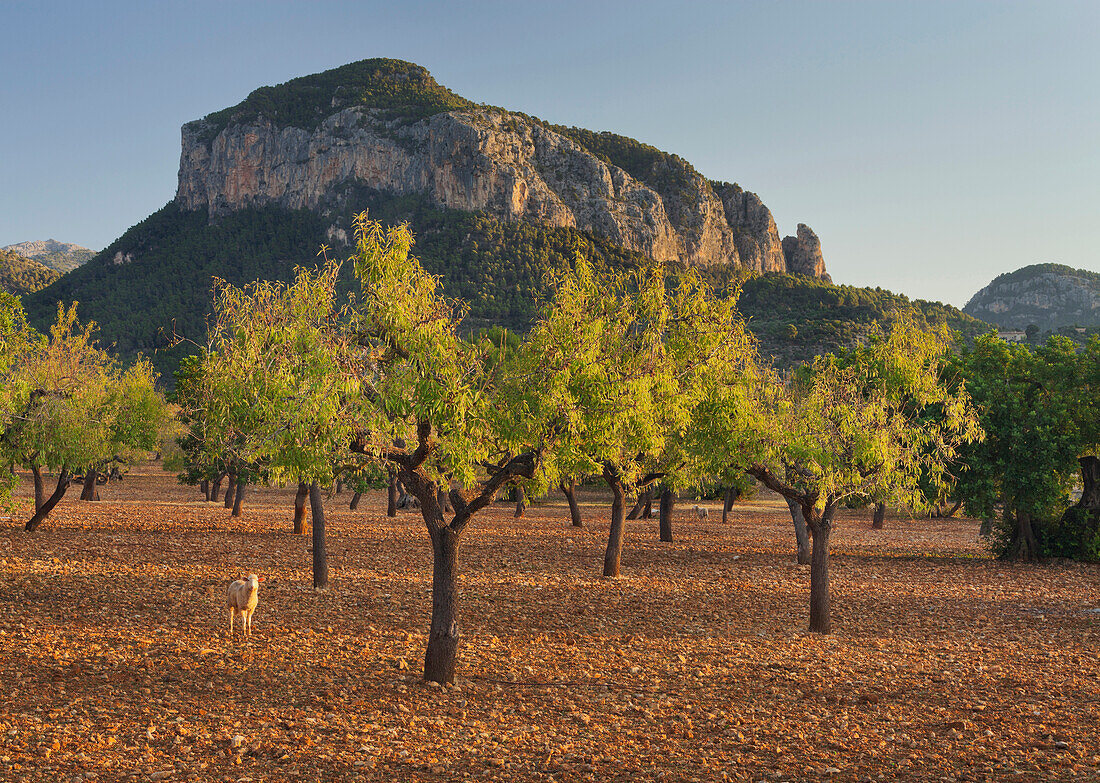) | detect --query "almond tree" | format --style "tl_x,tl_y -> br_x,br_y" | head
690,319 -> 980,632
1,303 -> 168,531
